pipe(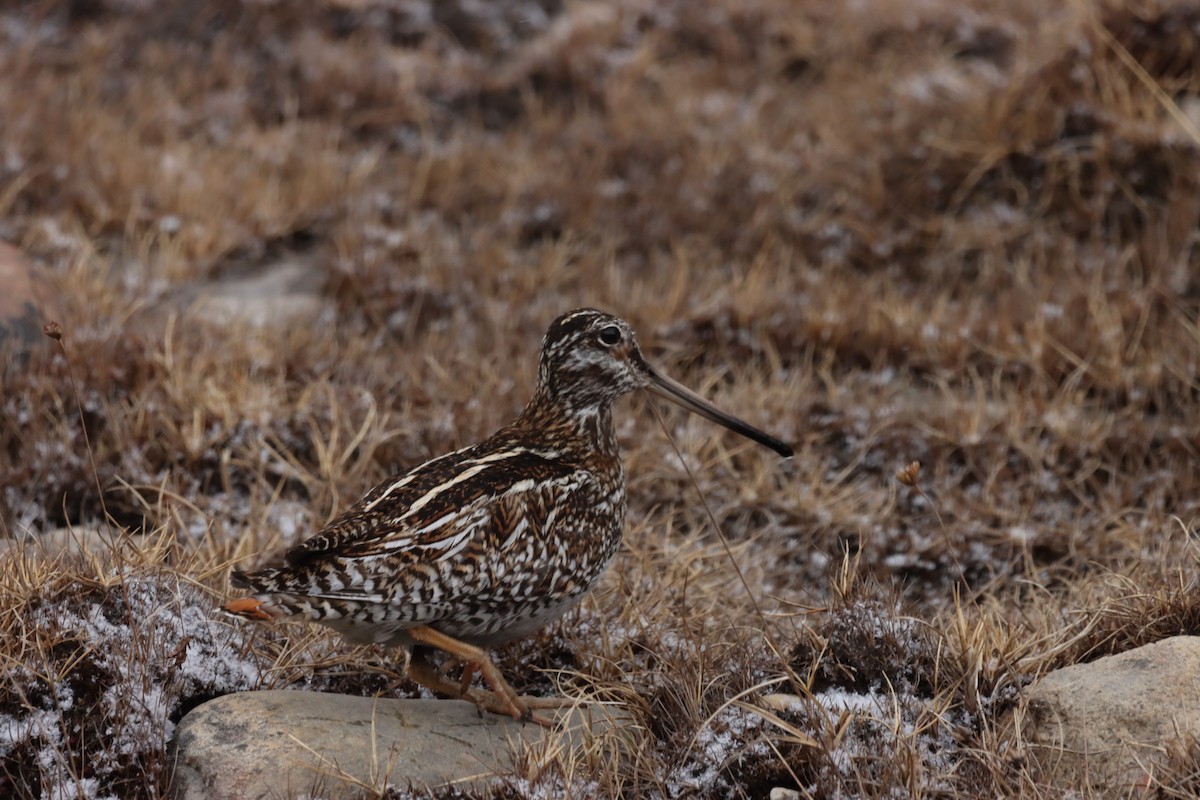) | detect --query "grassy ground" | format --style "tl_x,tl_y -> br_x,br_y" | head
3,0 -> 1200,797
